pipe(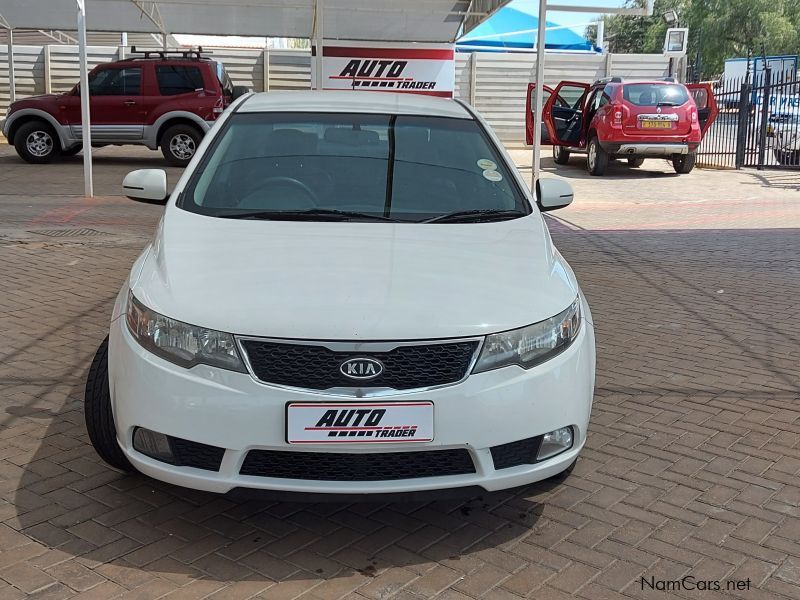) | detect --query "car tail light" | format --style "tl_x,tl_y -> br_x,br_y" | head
691,109 -> 697,123
211,96 -> 224,119
612,104 -> 624,128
